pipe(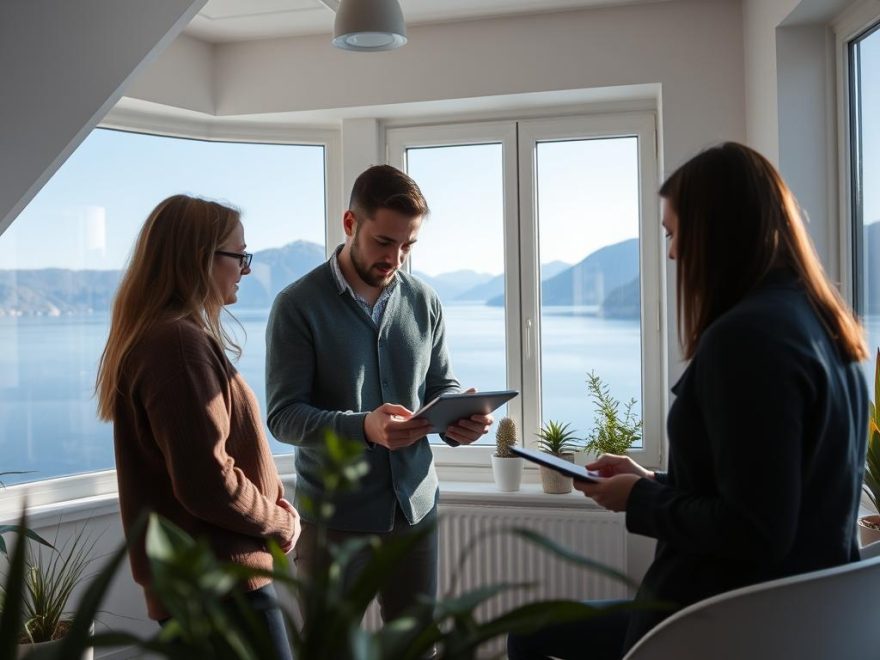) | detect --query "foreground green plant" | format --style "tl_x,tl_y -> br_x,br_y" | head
0,475 -> 52,558
583,371 -> 642,456
2,431 -> 665,659
20,525 -> 98,644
